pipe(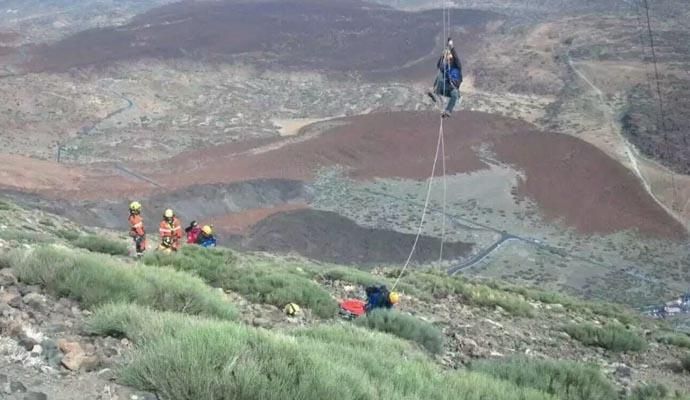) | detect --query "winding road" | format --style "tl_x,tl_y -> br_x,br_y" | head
358,187 -> 615,274
565,51 -> 683,226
